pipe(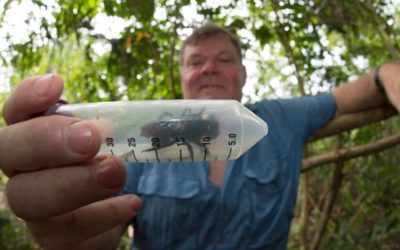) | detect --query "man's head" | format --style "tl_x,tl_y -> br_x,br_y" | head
179,23 -> 247,101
